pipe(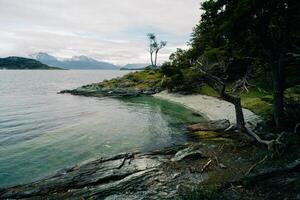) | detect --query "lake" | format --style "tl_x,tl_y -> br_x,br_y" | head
0,70 -> 202,187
